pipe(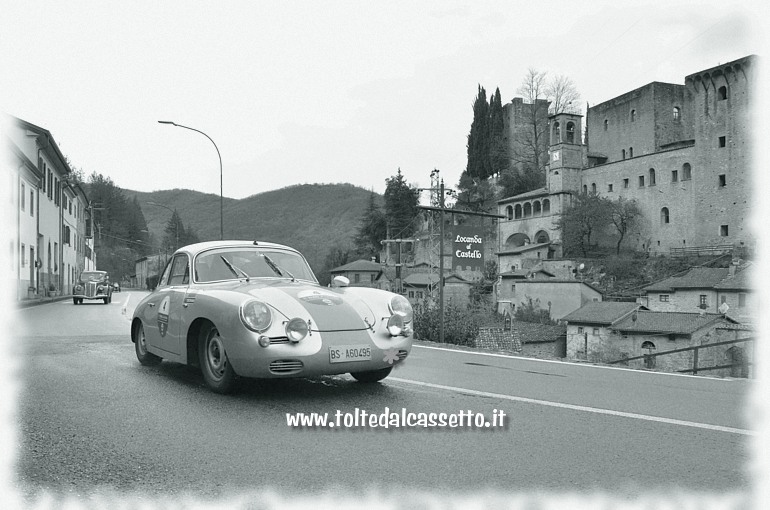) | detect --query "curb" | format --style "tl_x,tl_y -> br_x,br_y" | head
16,296 -> 72,308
